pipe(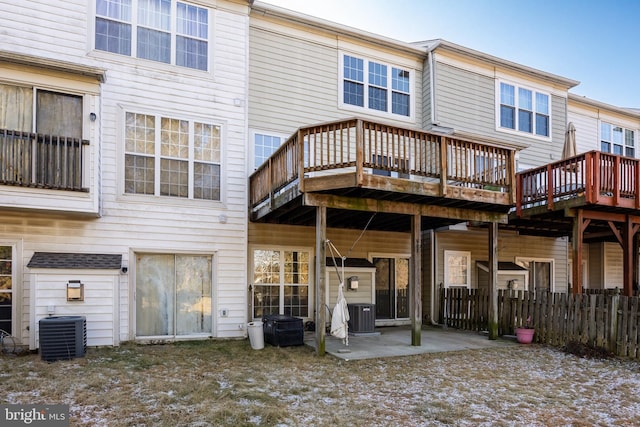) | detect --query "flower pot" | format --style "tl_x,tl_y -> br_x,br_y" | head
515,327 -> 535,344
